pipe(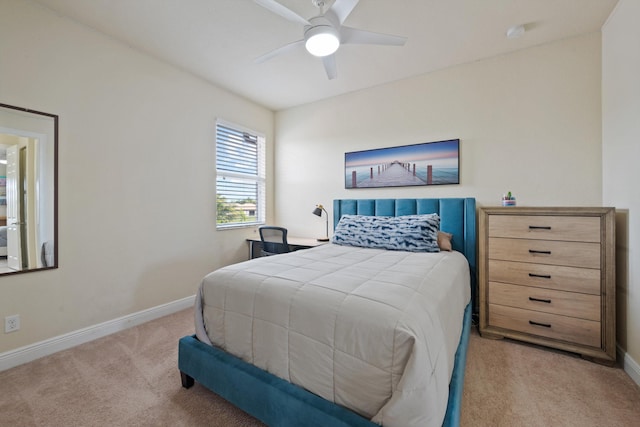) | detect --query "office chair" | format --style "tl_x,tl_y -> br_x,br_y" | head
258,226 -> 291,256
